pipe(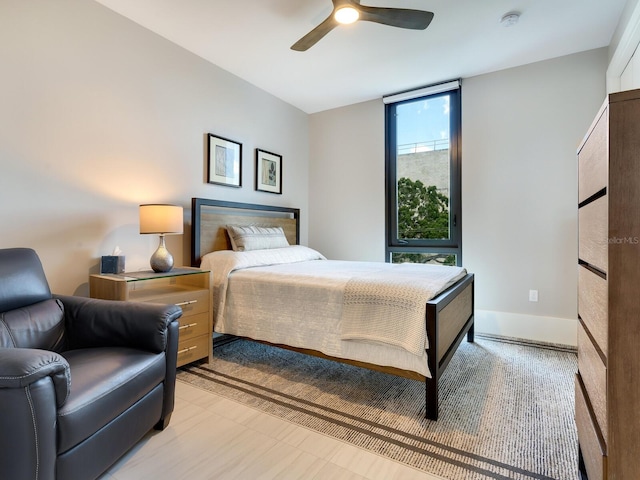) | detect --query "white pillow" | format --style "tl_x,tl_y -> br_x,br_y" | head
226,225 -> 290,252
